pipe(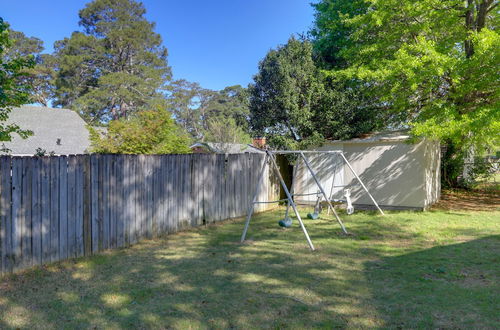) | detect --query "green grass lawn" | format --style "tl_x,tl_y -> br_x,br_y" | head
1,206 -> 499,329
